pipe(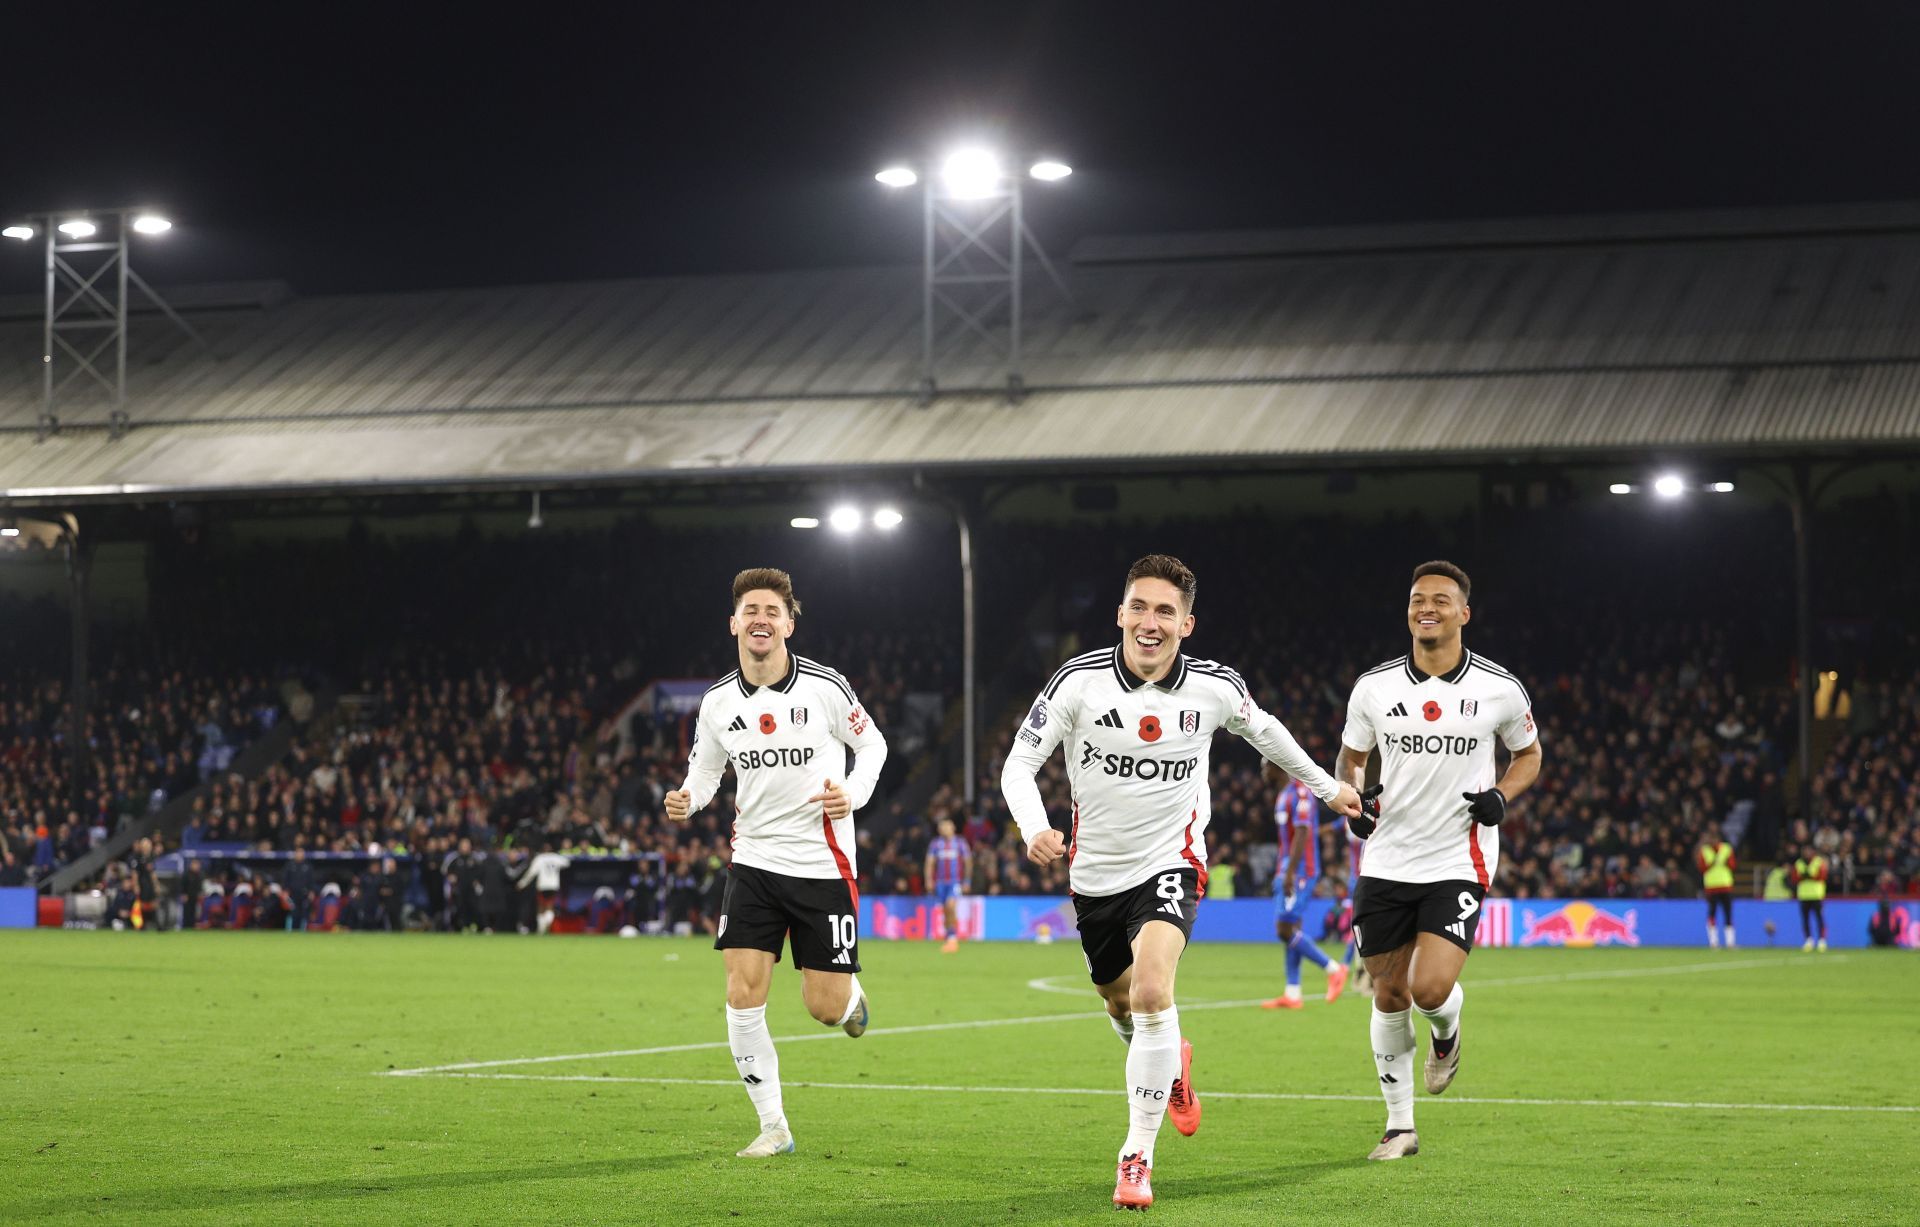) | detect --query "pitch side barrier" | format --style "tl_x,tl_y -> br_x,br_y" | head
857,894 -> 1920,951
